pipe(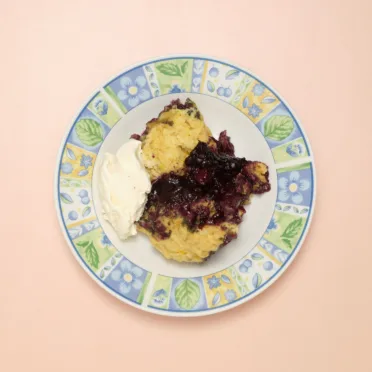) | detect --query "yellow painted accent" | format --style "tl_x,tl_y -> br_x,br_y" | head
235,78 -> 280,124
128,86 -> 138,95
289,183 -> 298,192
257,245 -> 281,266
202,269 -> 240,308
60,144 -> 96,181
123,273 -> 133,283
66,216 -> 96,229
200,61 -> 209,92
